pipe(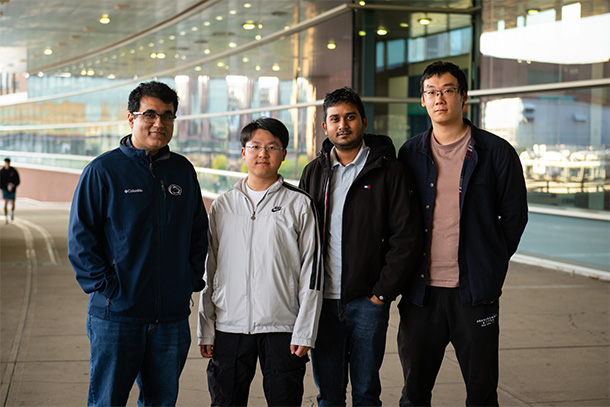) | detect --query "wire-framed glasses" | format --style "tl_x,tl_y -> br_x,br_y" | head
422,87 -> 460,99
132,110 -> 177,124
244,145 -> 284,153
